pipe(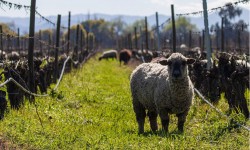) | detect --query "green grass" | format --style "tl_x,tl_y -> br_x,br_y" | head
0,54 -> 249,149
